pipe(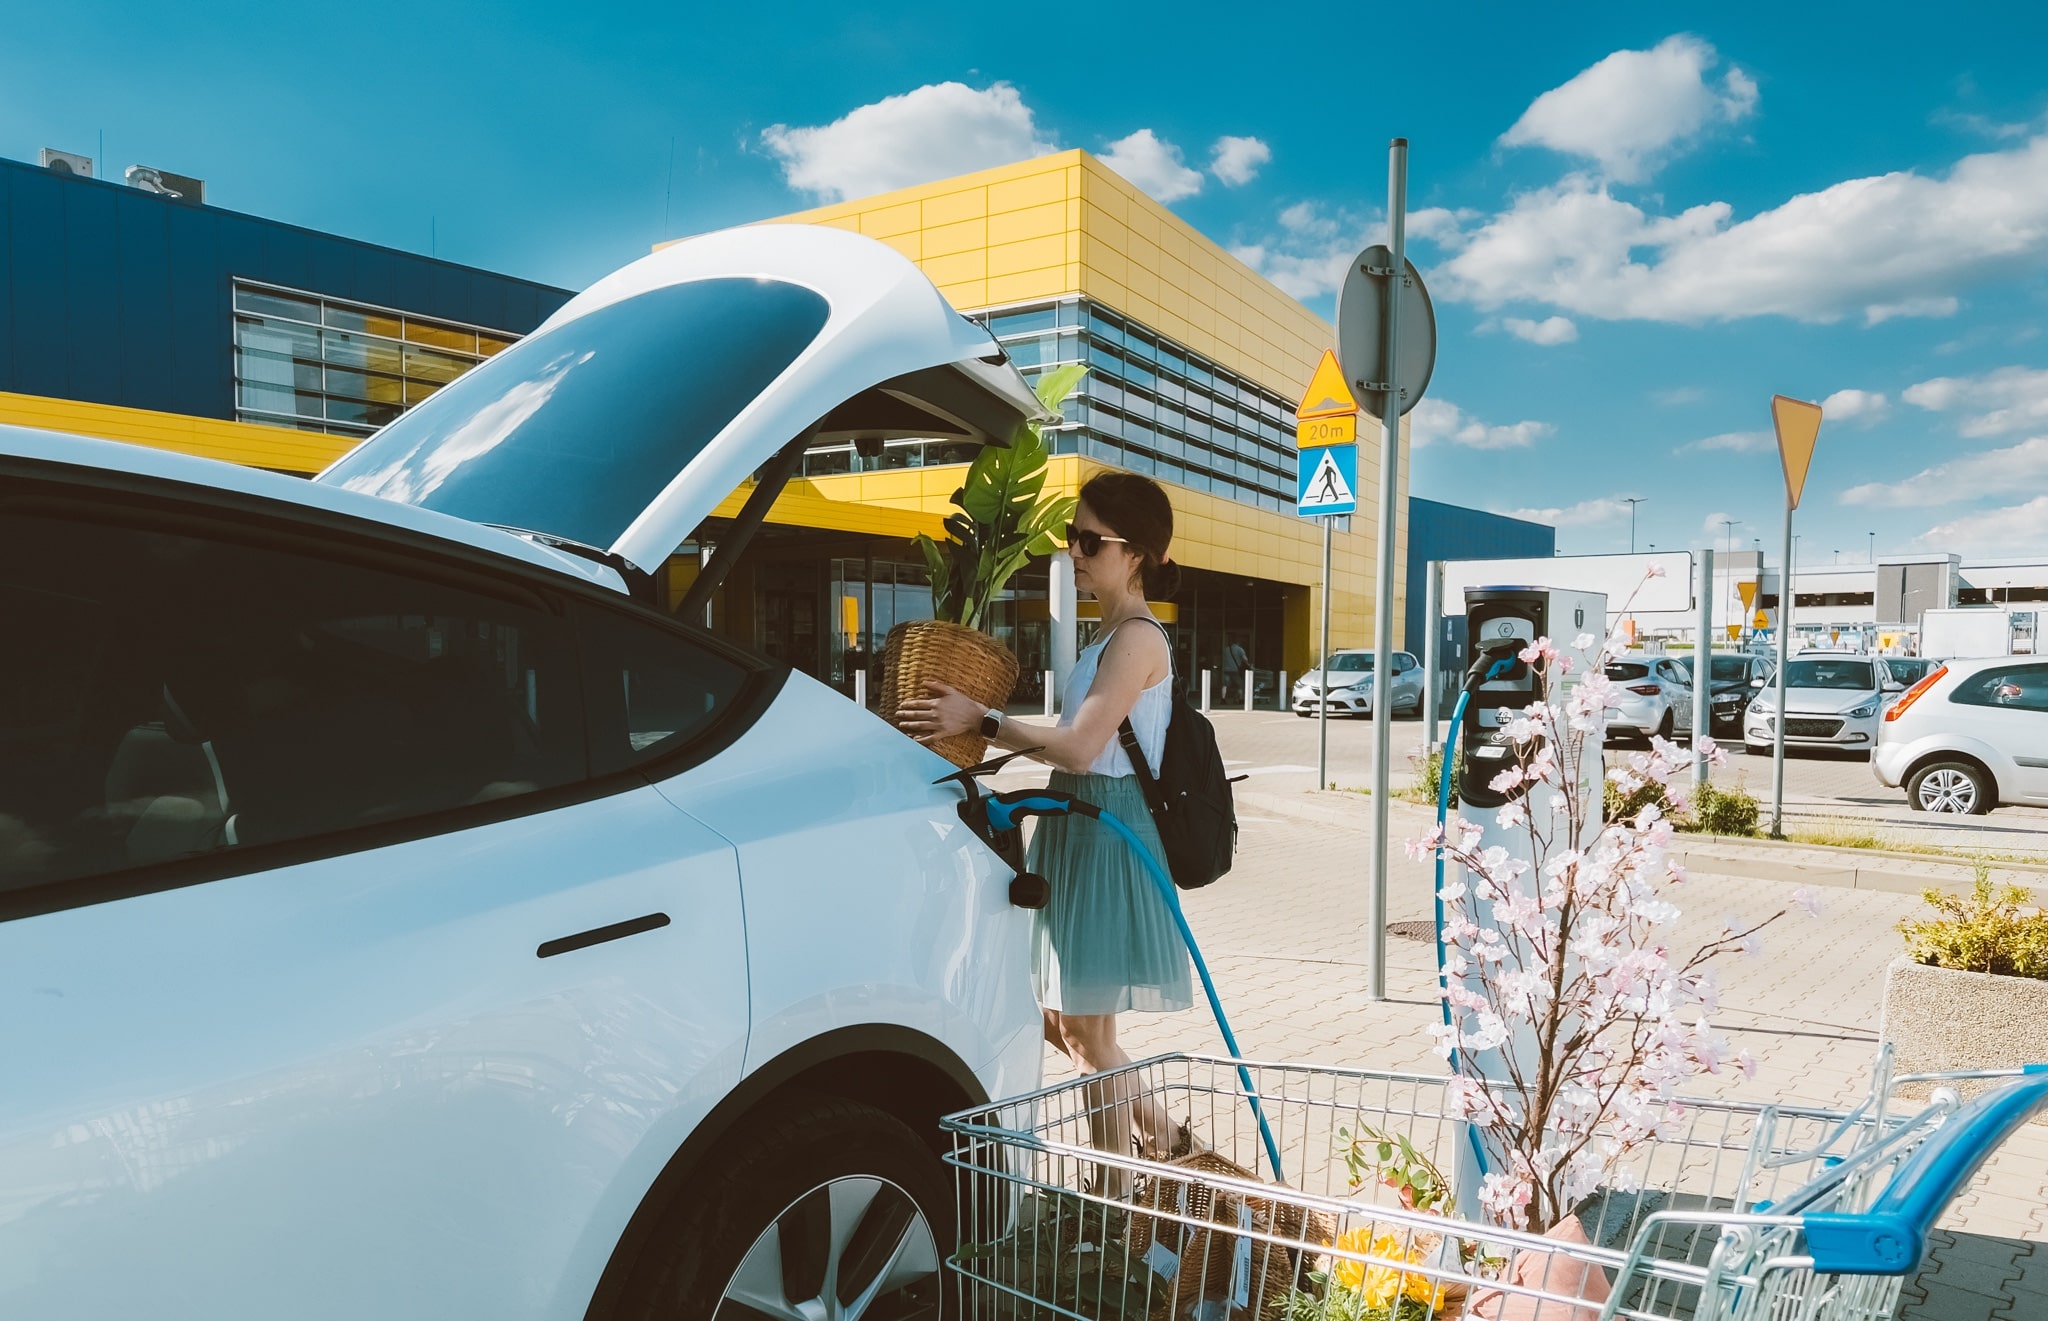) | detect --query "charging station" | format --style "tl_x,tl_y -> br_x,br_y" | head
1447,586 -> 1606,1206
